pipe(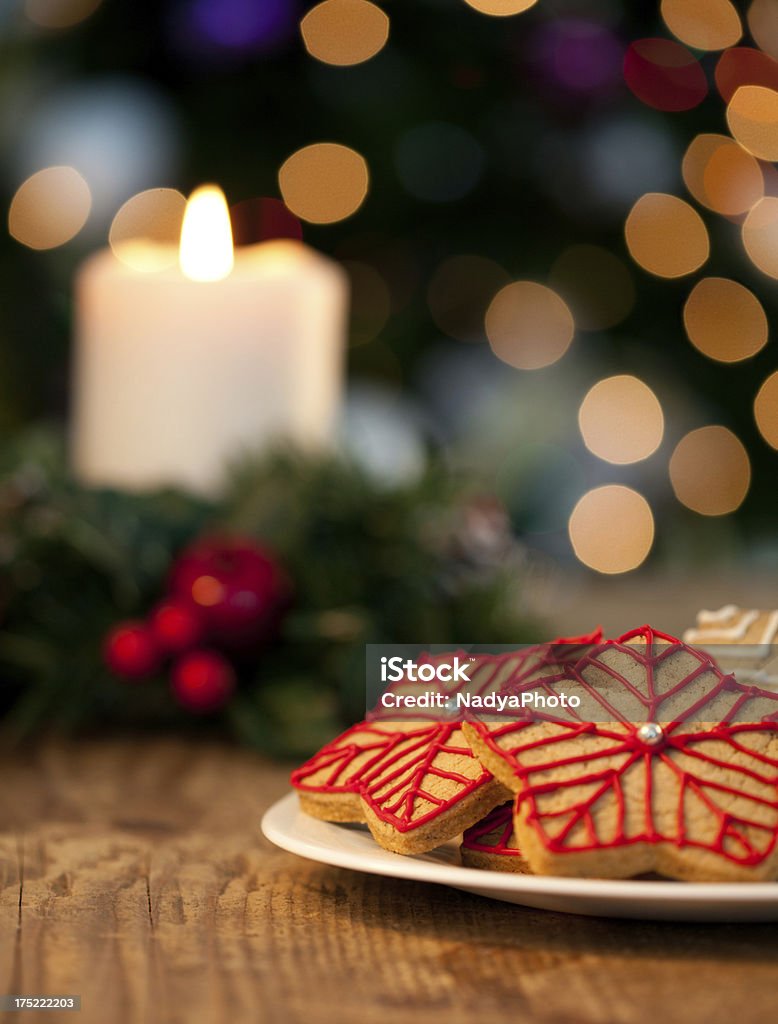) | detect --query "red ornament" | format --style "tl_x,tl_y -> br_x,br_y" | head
104,621 -> 161,681
170,649 -> 235,713
149,598 -> 205,655
169,536 -> 290,648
